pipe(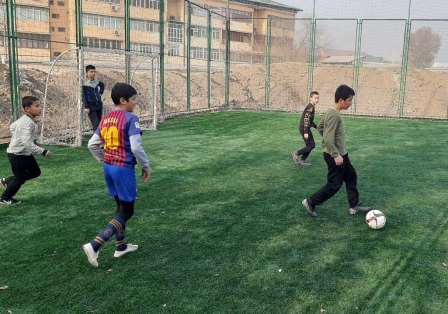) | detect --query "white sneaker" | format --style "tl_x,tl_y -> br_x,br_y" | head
82,243 -> 99,267
113,244 -> 138,258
